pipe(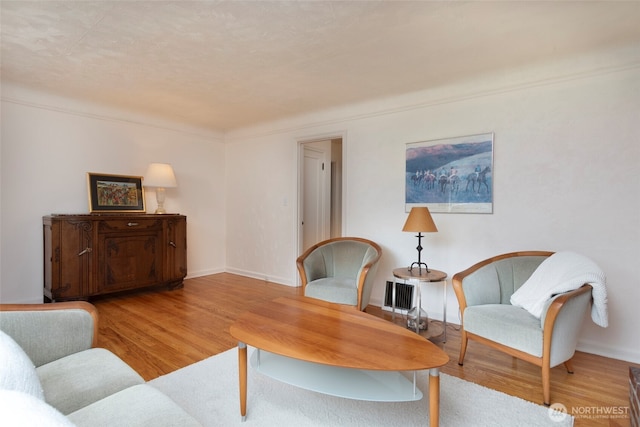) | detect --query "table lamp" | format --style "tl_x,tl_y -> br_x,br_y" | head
402,206 -> 438,273
144,163 -> 177,214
